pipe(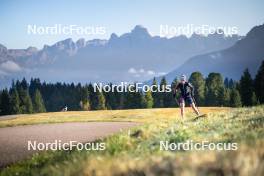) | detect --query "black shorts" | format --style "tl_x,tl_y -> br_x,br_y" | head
179,96 -> 193,105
